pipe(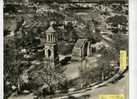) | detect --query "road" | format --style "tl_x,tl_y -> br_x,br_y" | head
74,73 -> 128,99
8,72 -> 128,99
53,72 -> 128,99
